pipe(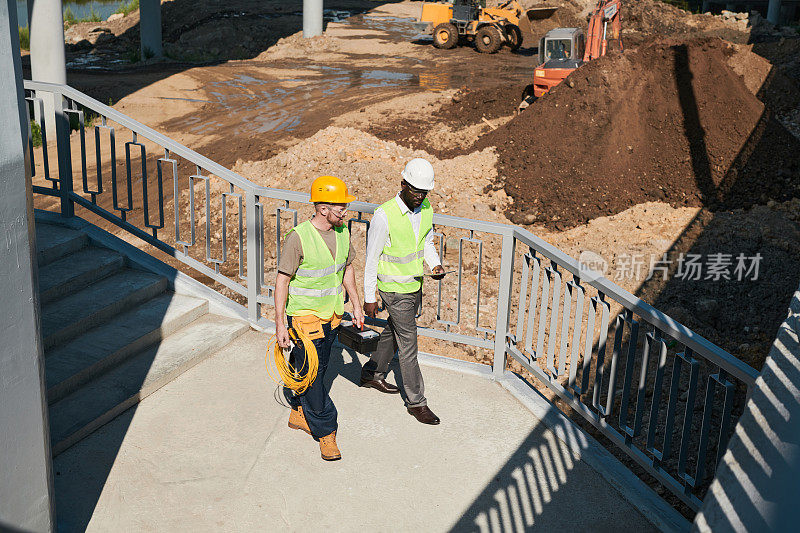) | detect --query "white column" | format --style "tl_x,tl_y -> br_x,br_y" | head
0,1 -> 56,532
303,0 -> 324,38
768,0 -> 782,24
28,0 -> 66,139
139,0 -> 163,58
